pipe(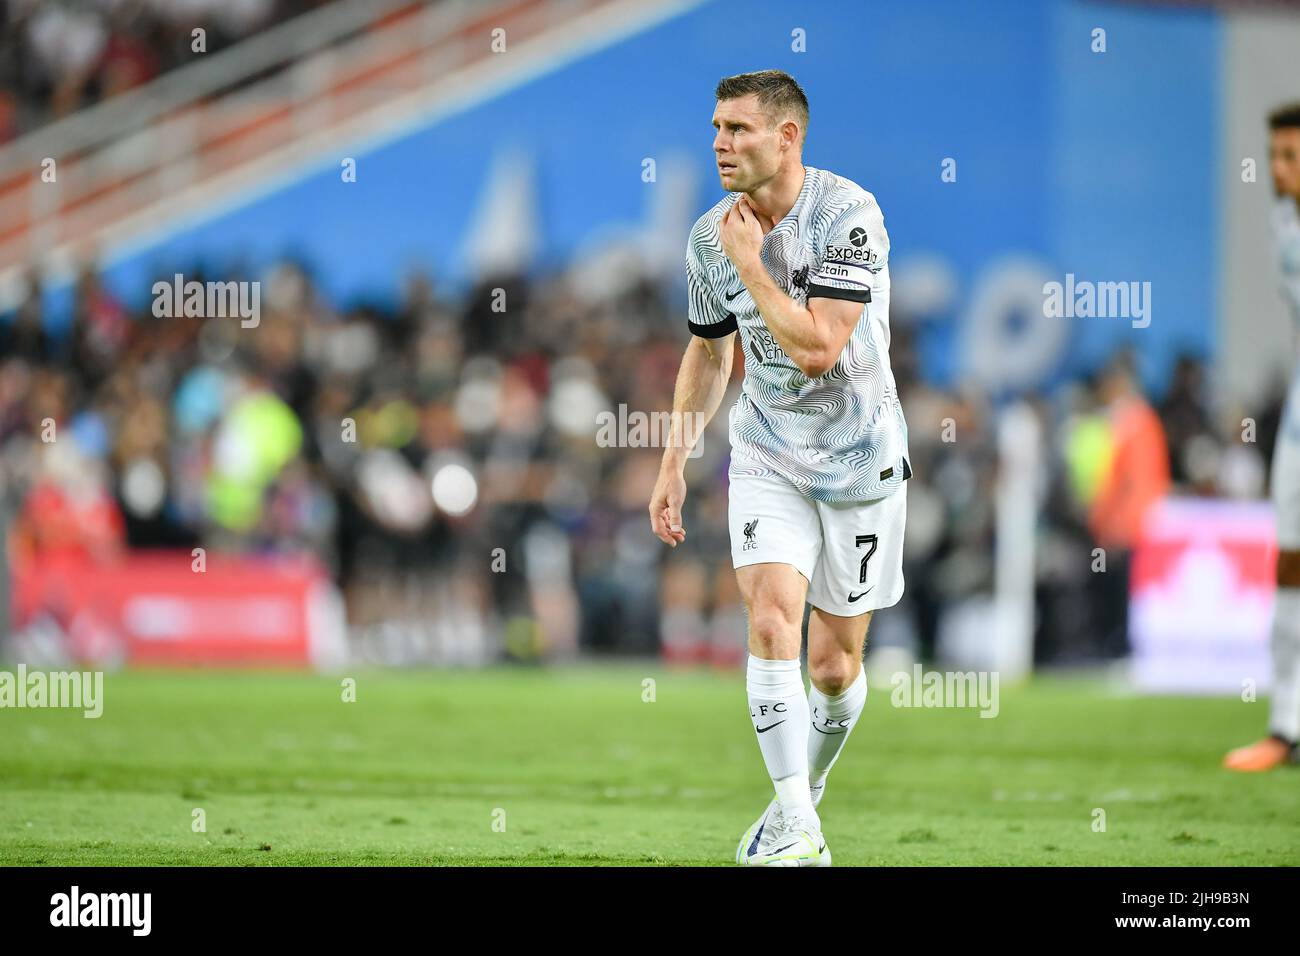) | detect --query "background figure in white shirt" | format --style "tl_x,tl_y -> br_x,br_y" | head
1225,102 -> 1300,771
